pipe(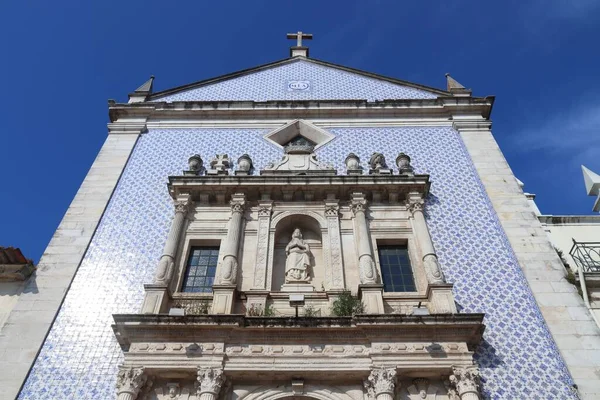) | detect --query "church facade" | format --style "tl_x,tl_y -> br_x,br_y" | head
6,35 -> 596,399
